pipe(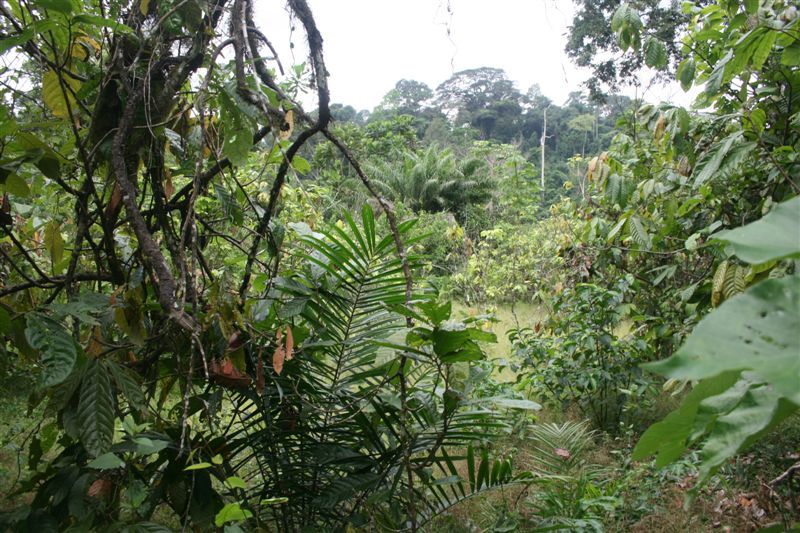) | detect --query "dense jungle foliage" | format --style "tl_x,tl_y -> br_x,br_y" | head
0,0 -> 798,531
